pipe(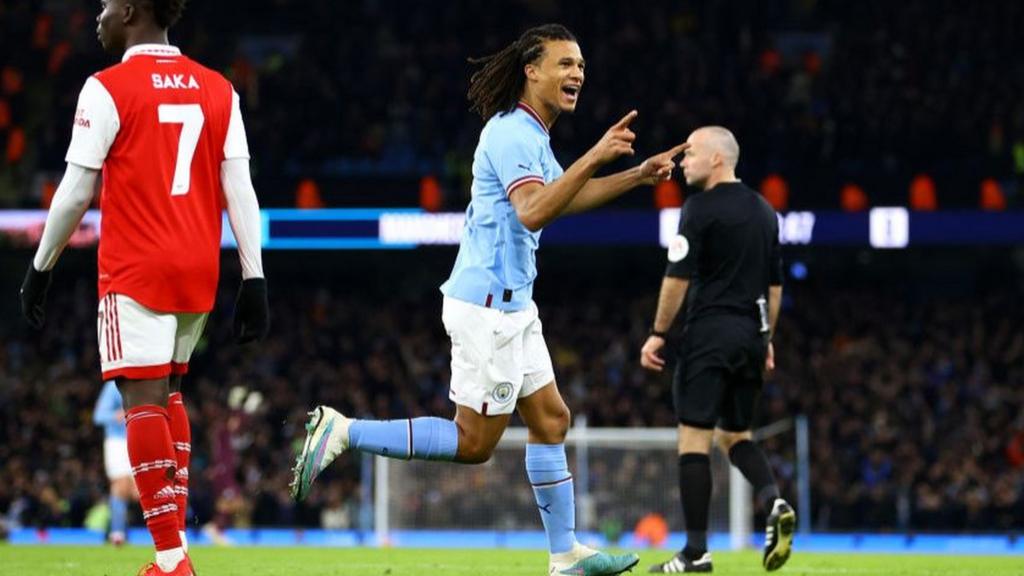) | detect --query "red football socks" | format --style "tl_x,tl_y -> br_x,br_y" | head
167,392 -> 191,530
126,405 -> 182,552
